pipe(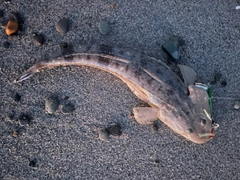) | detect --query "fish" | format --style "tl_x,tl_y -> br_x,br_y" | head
14,44 -> 219,144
